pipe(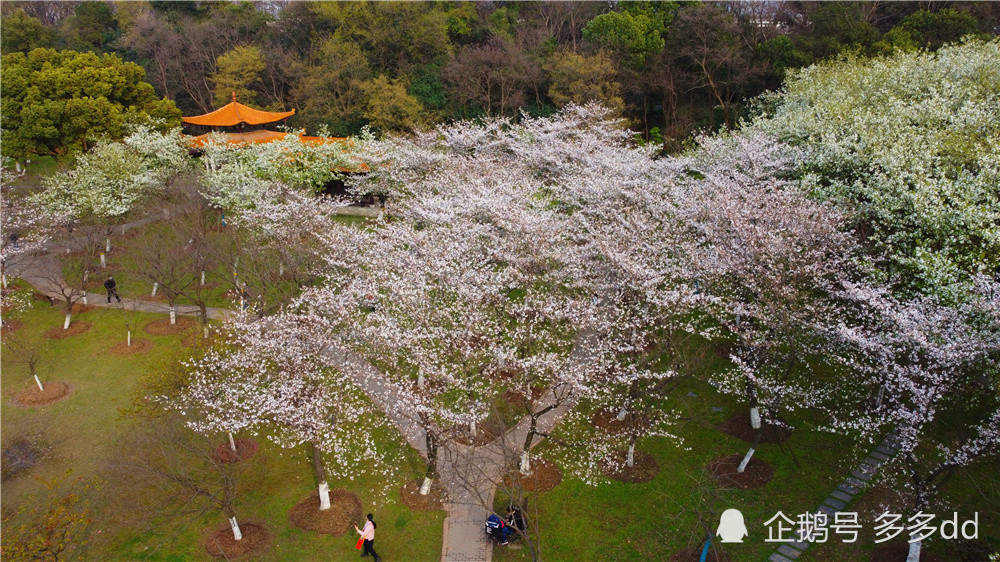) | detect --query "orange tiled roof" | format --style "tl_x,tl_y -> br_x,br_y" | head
182,96 -> 295,127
